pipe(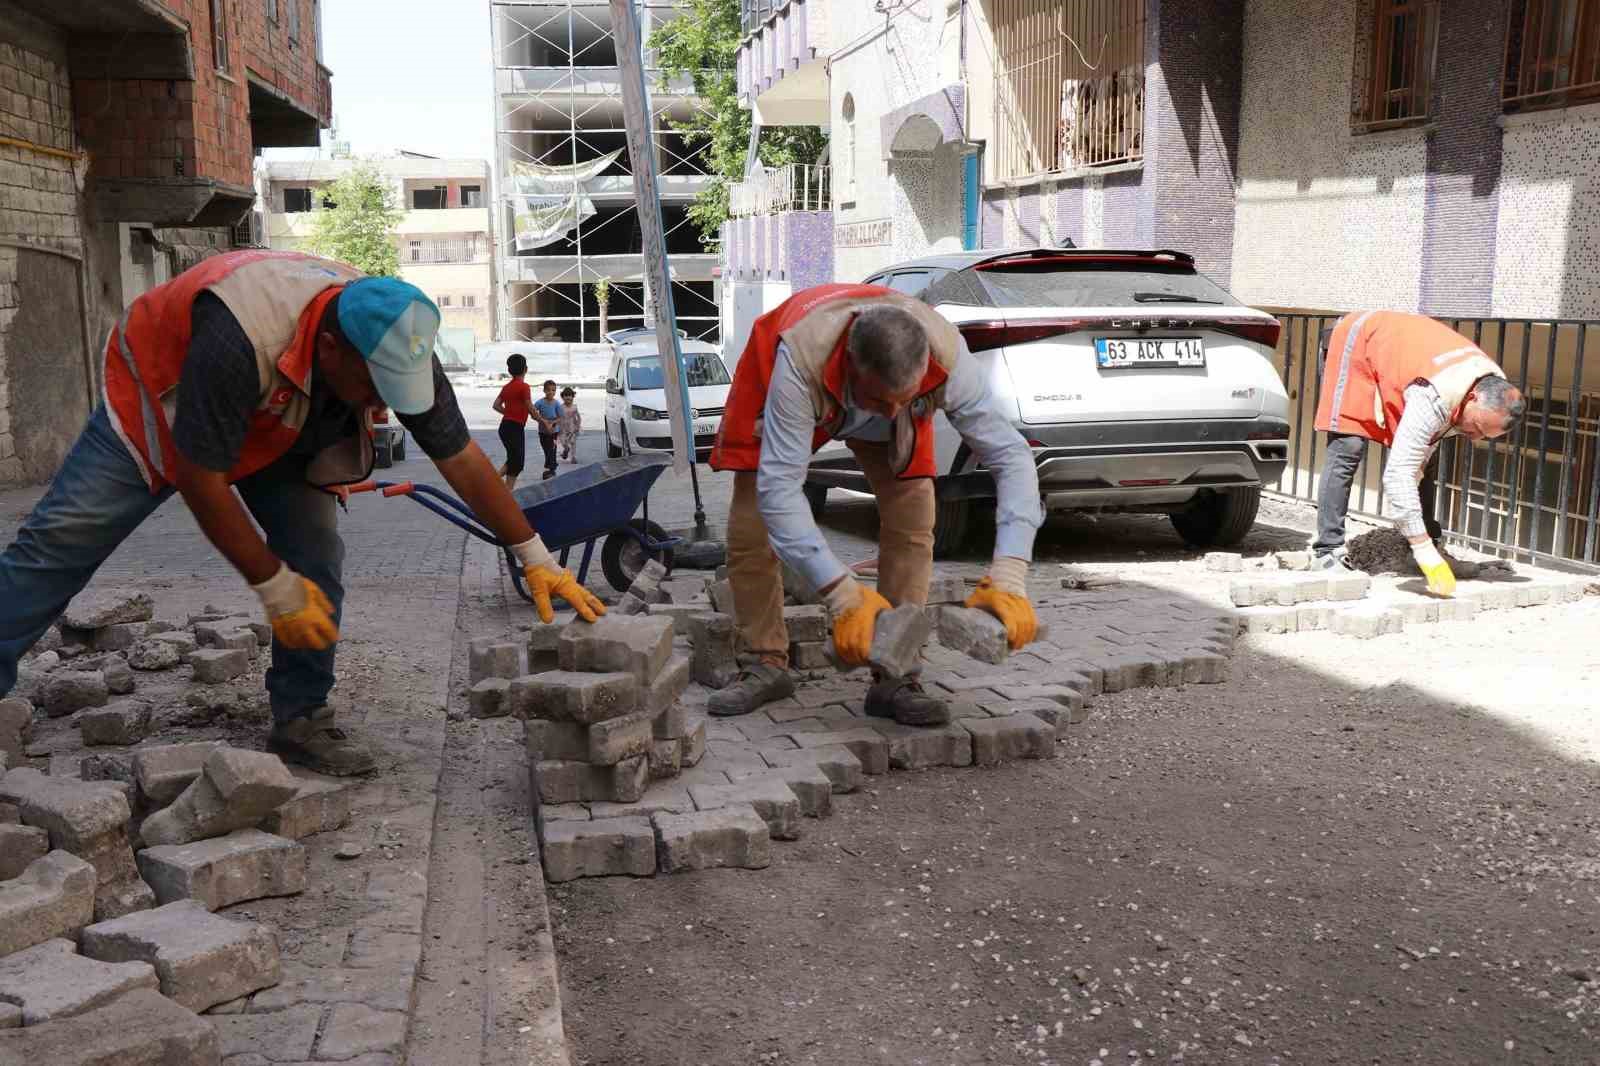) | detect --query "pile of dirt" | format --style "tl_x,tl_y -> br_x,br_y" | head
1345,527 -> 1509,578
